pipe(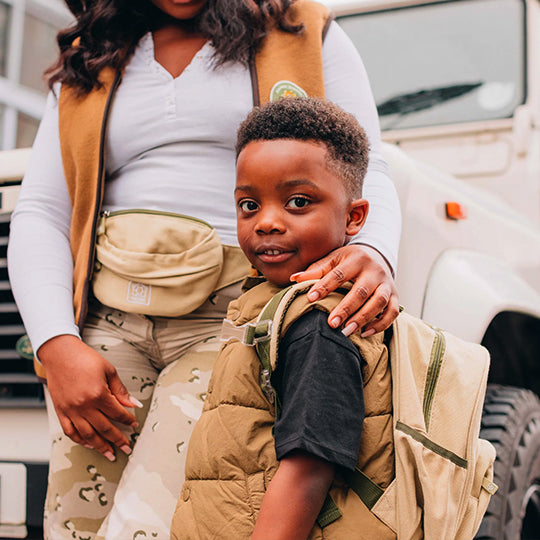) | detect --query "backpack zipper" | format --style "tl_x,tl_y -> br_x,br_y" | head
423,329 -> 446,431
